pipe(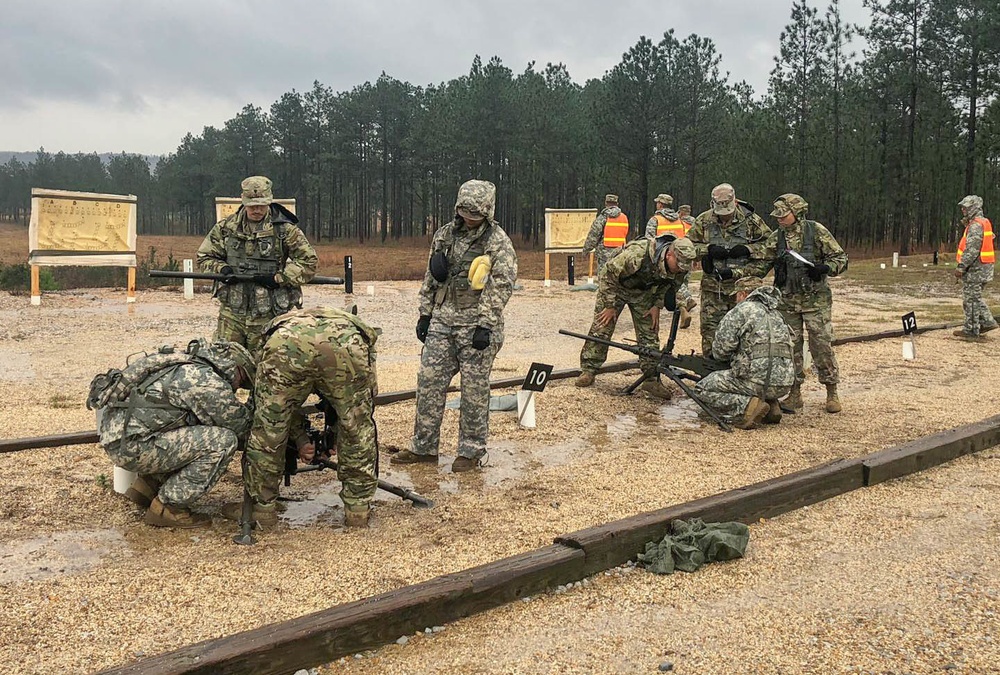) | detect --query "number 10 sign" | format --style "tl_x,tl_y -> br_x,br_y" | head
521,362 -> 554,392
